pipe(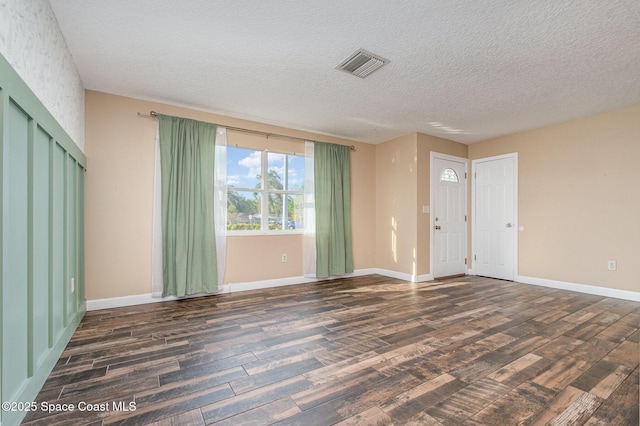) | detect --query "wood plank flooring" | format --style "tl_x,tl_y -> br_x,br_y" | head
22,275 -> 640,425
